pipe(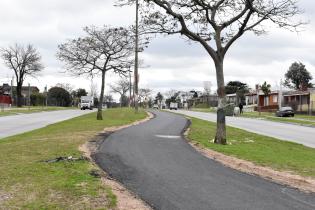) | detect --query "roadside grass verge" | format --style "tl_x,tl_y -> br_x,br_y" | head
191,108 -> 315,127
188,117 -> 315,178
242,112 -> 315,126
0,106 -> 76,117
0,108 -> 146,209
191,108 -> 216,113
